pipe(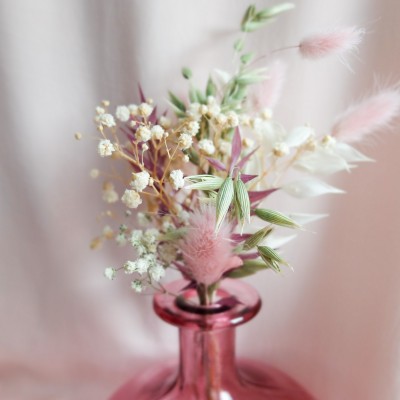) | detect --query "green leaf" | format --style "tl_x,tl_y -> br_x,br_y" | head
216,177 -> 234,232
189,87 -> 198,103
226,259 -> 272,278
242,227 -> 273,251
257,245 -> 288,266
196,89 -> 206,104
232,84 -> 247,101
235,71 -> 267,85
254,208 -> 300,229
241,4 -> 257,31
186,148 -> 200,166
185,175 -> 224,190
240,52 -> 254,65
257,3 -> 295,19
258,254 -> 282,273
168,91 -> 186,112
182,67 -> 192,80
234,38 -> 245,52
241,20 -> 268,32
206,77 -> 217,97
235,178 -> 251,226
